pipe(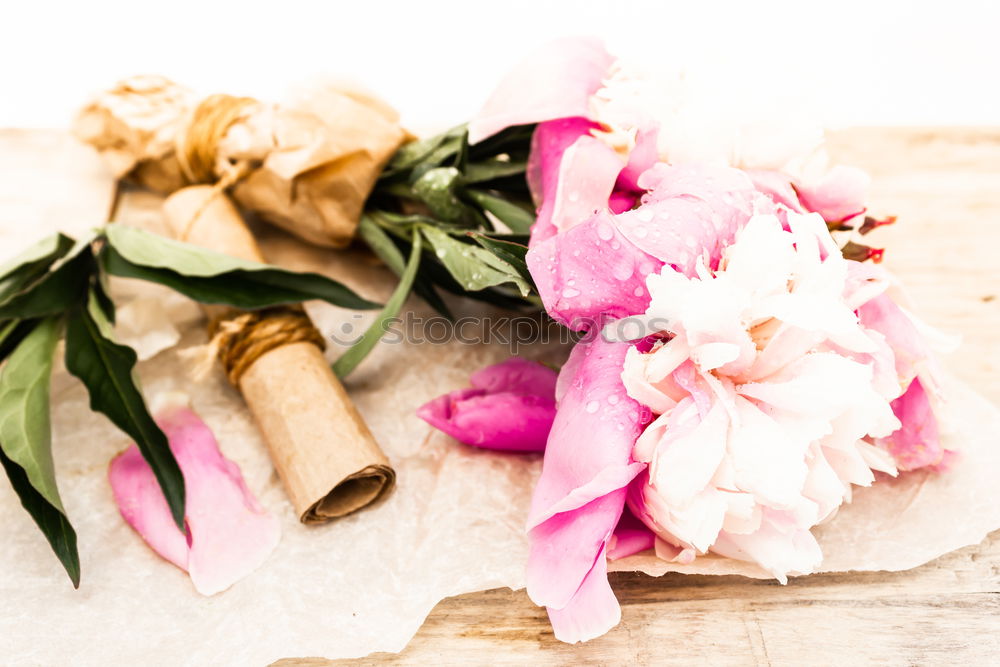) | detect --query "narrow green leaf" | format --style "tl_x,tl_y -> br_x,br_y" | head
333,232 -> 422,378
468,124 -> 536,158
453,130 -> 470,173
356,215 -> 453,319
469,234 -> 534,286
358,214 -> 407,275
0,232 -> 74,294
465,190 -> 536,234
463,158 -> 528,184
92,268 -> 117,325
420,226 -> 531,296
102,225 -> 379,311
417,256 -> 533,310
0,449 -> 79,586
64,294 -> 186,529
0,243 -> 93,319
0,317 -> 79,586
383,125 -> 466,176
